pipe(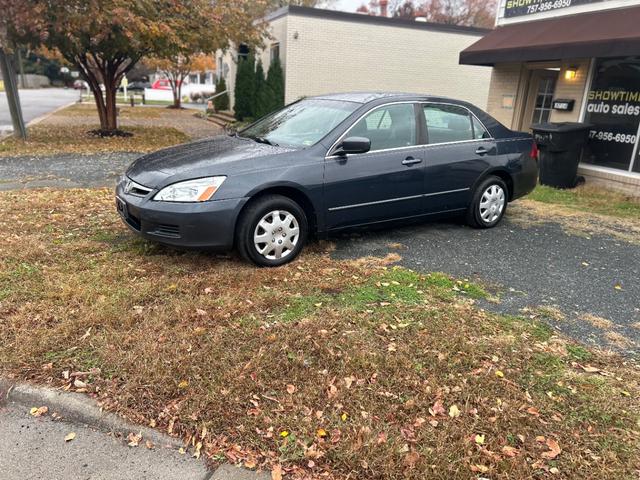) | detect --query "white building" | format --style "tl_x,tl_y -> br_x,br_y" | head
218,6 -> 492,112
